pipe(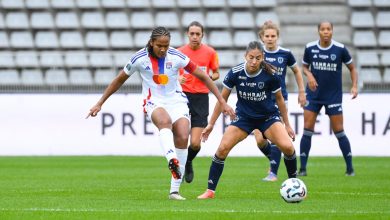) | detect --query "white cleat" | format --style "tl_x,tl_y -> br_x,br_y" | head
169,192 -> 186,200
